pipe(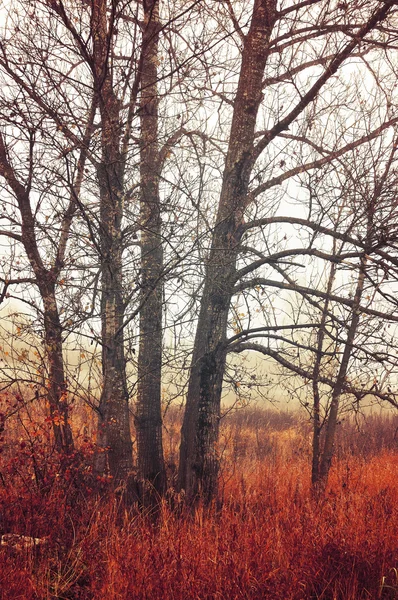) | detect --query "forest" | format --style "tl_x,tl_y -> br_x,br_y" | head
0,0 -> 398,598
